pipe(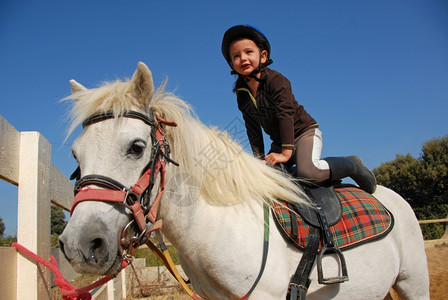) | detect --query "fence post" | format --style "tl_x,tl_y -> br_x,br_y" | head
17,132 -> 52,300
